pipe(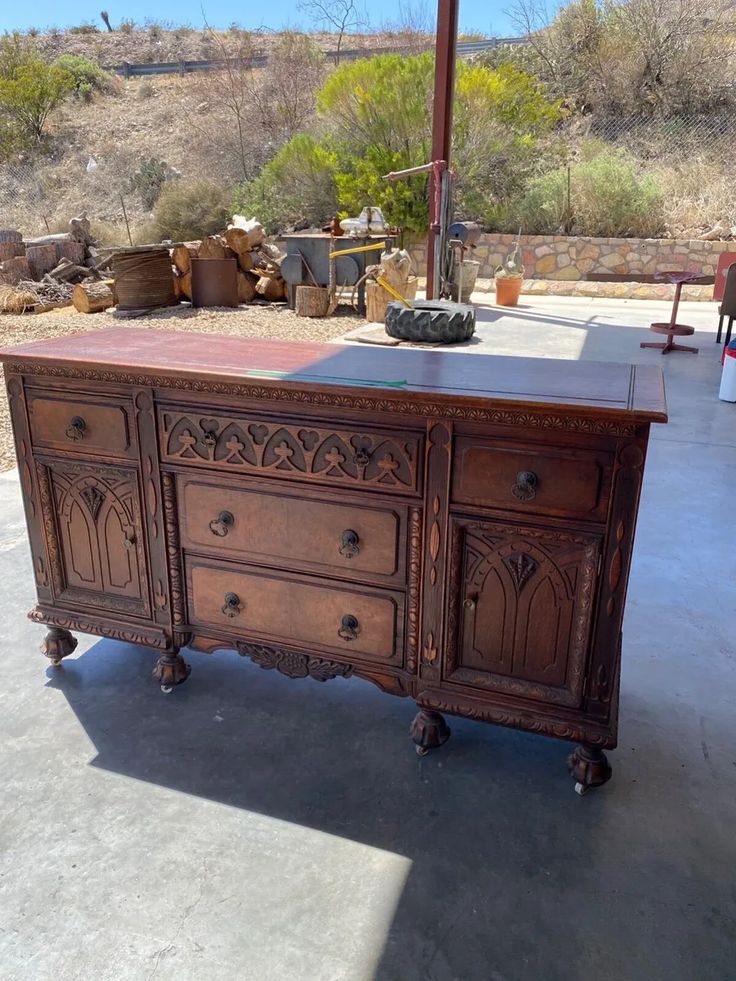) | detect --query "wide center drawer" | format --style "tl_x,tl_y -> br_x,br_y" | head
452,437 -> 613,522
187,558 -> 403,664
158,406 -> 421,495
178,476 -> 404,581
26,389 -> 134,459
